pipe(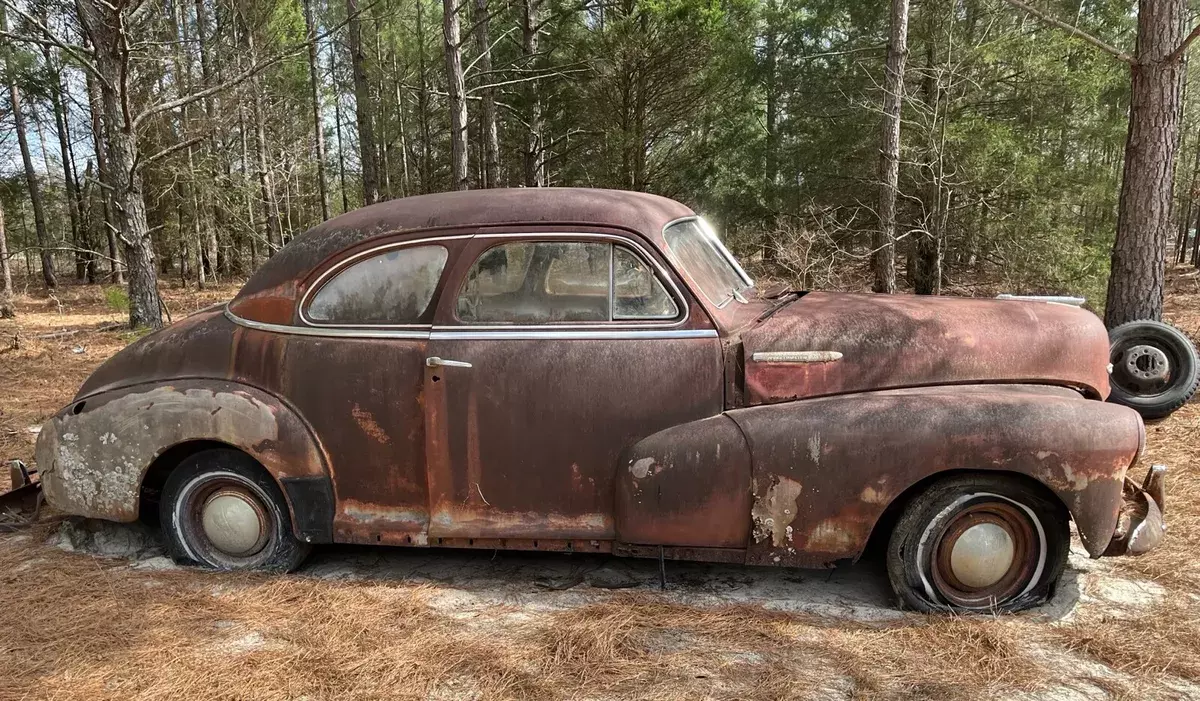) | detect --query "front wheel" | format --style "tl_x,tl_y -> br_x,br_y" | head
160,449 -> 310,572
886,474 -> 1069,613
